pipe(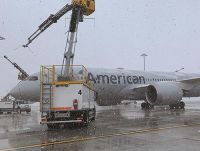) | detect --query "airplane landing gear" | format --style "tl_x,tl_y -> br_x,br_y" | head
169,101 -> 185,109
141,102 -> 154,110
